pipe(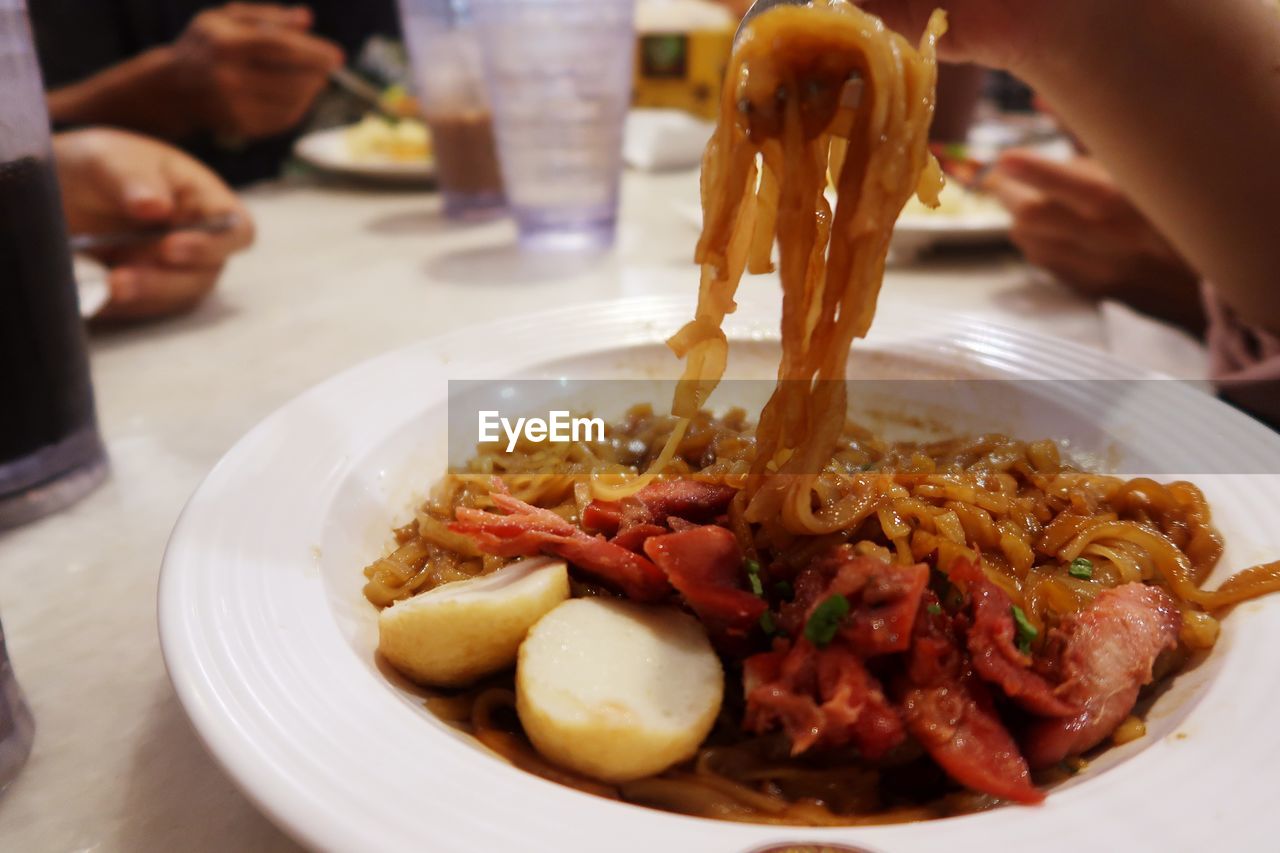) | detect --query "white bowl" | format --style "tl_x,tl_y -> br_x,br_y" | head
159,295 -> 1280,852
